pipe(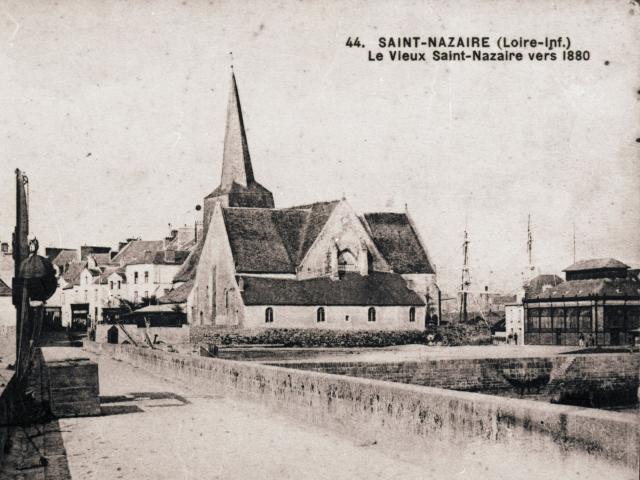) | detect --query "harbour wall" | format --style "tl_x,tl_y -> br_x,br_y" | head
84,341 -> 640,468
270,354 -> 640,405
